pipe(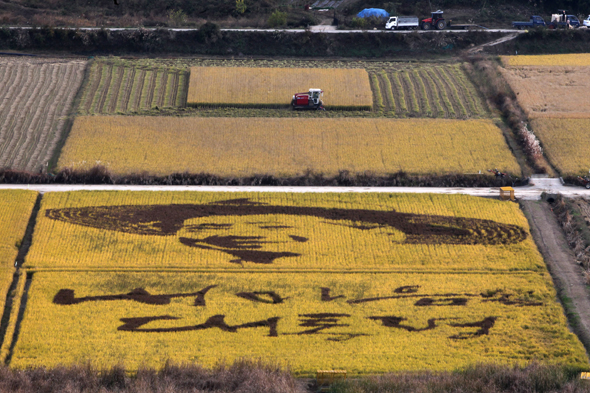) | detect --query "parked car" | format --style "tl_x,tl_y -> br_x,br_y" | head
583,15 -> 590,27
